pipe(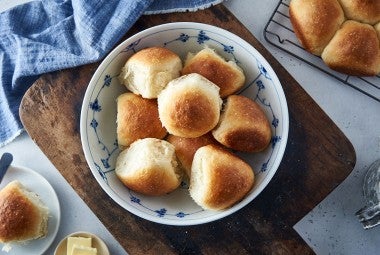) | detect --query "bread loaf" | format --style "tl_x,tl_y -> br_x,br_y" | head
182,48 -> 245,98
119,47 -> 182,98
117,93 -> 167,149
158,73 -> 222,138
115,138 -> 182,196
189,145 -> 254,210
212,95 -> 271,152
0,180 -> 49,244
289,0 -> 380,76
